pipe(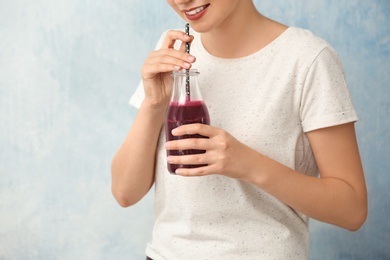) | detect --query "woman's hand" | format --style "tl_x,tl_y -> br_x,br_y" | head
165,123 -> 258,180
141,30 -> 196,108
